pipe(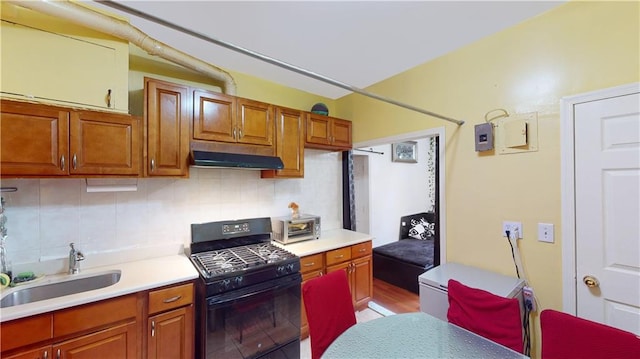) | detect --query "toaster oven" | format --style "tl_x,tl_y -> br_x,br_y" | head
271,214 -> 321,244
